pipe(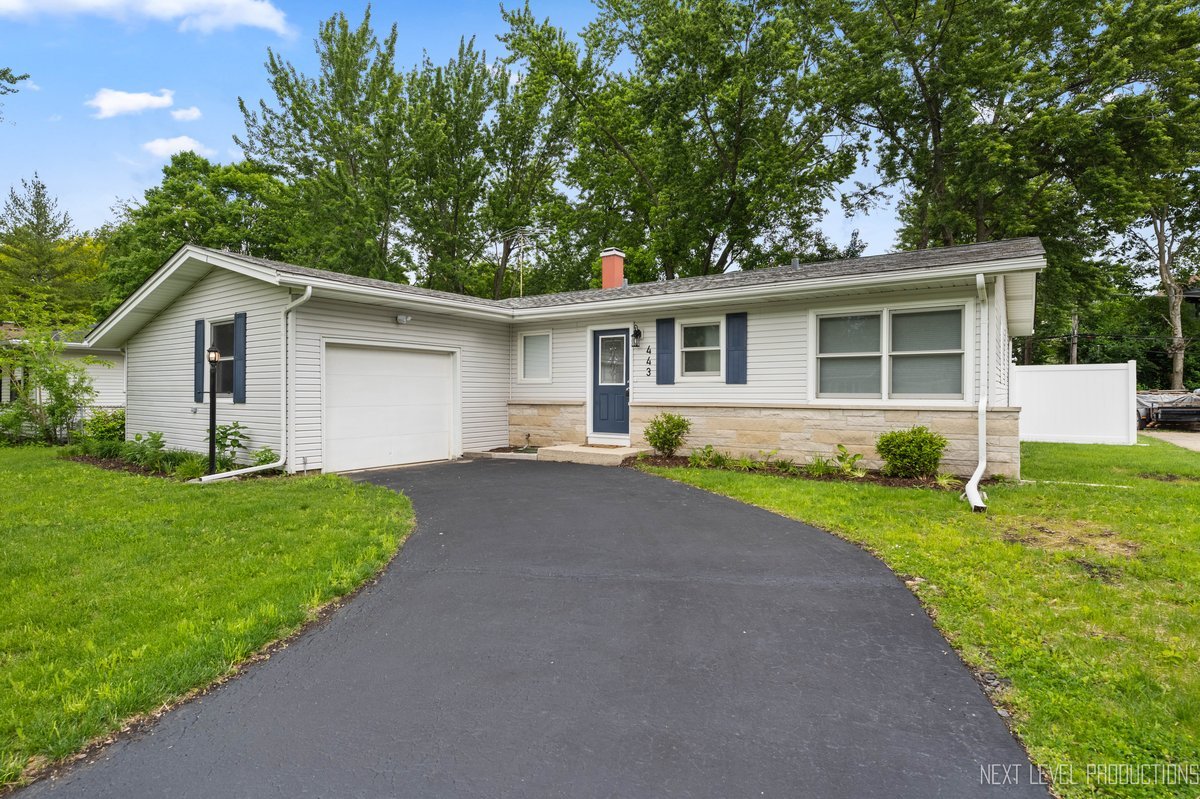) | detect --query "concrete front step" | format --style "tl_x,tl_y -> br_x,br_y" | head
537,444 -> 650,466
